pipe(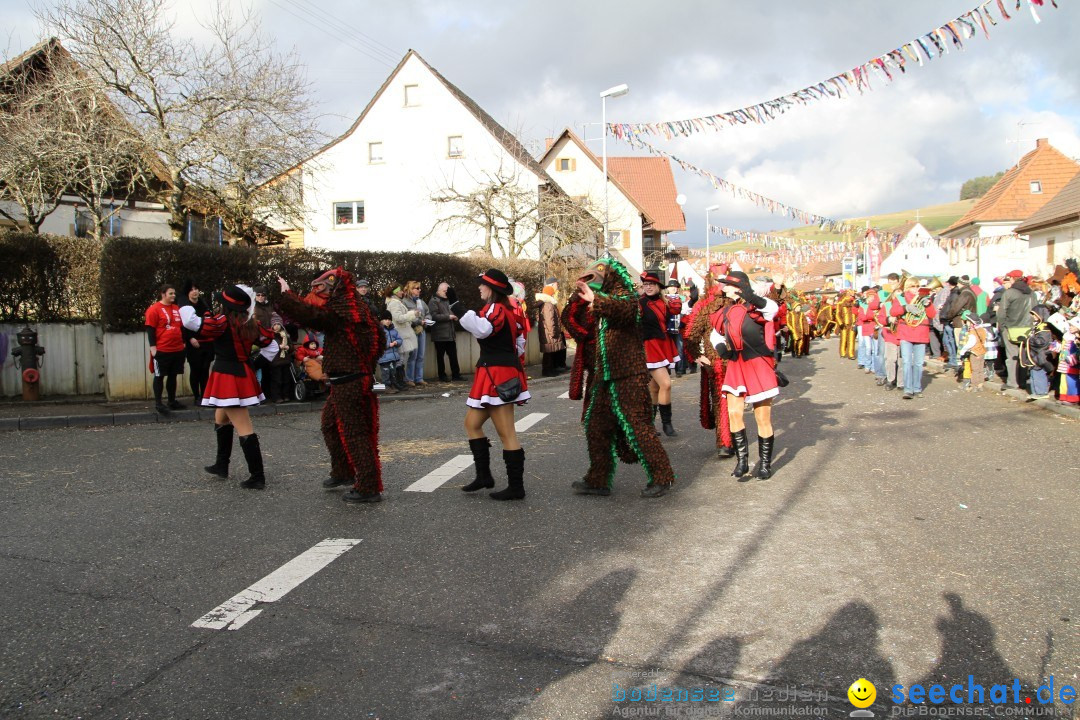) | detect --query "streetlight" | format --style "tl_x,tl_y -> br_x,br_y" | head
600,83 -> 629,252
705,204 -> 721,267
